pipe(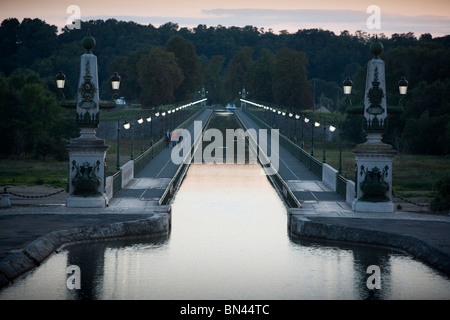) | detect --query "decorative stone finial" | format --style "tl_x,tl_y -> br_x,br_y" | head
82,30 -> 96,54
370,35 -> 383,58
